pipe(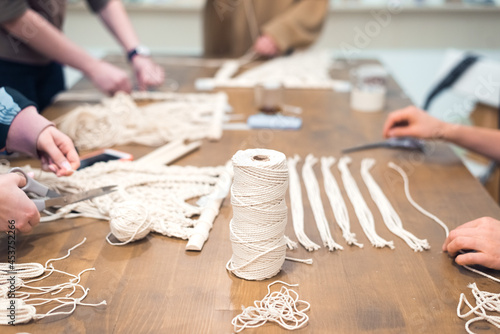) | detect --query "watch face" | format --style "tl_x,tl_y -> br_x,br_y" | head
136,46 -> 151,57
